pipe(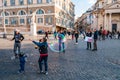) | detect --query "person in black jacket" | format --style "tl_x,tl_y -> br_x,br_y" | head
30,37 -> 48,75
86,29 -> 92,50
74,31 -> 79,44
11,30 -> 24,58
92,29 -> 98,51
